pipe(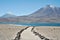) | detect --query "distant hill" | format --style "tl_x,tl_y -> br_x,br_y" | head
1,13 -> 16,18
0,5 -> 60,23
